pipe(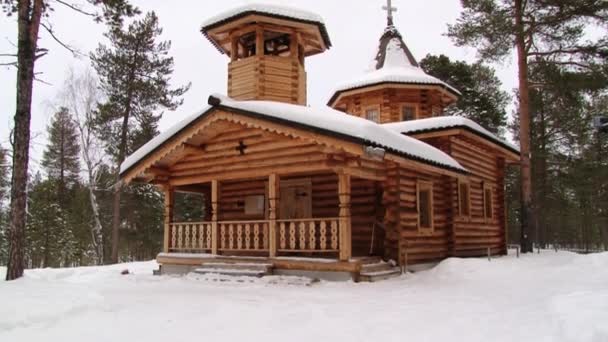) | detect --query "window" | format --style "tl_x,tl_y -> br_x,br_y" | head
244,195 -> 265,215
458,180 -> 471,218
365,107 -> 380,123
483,184 -> 494,220
401,104 -> 417,121
417,181 -> 434,232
